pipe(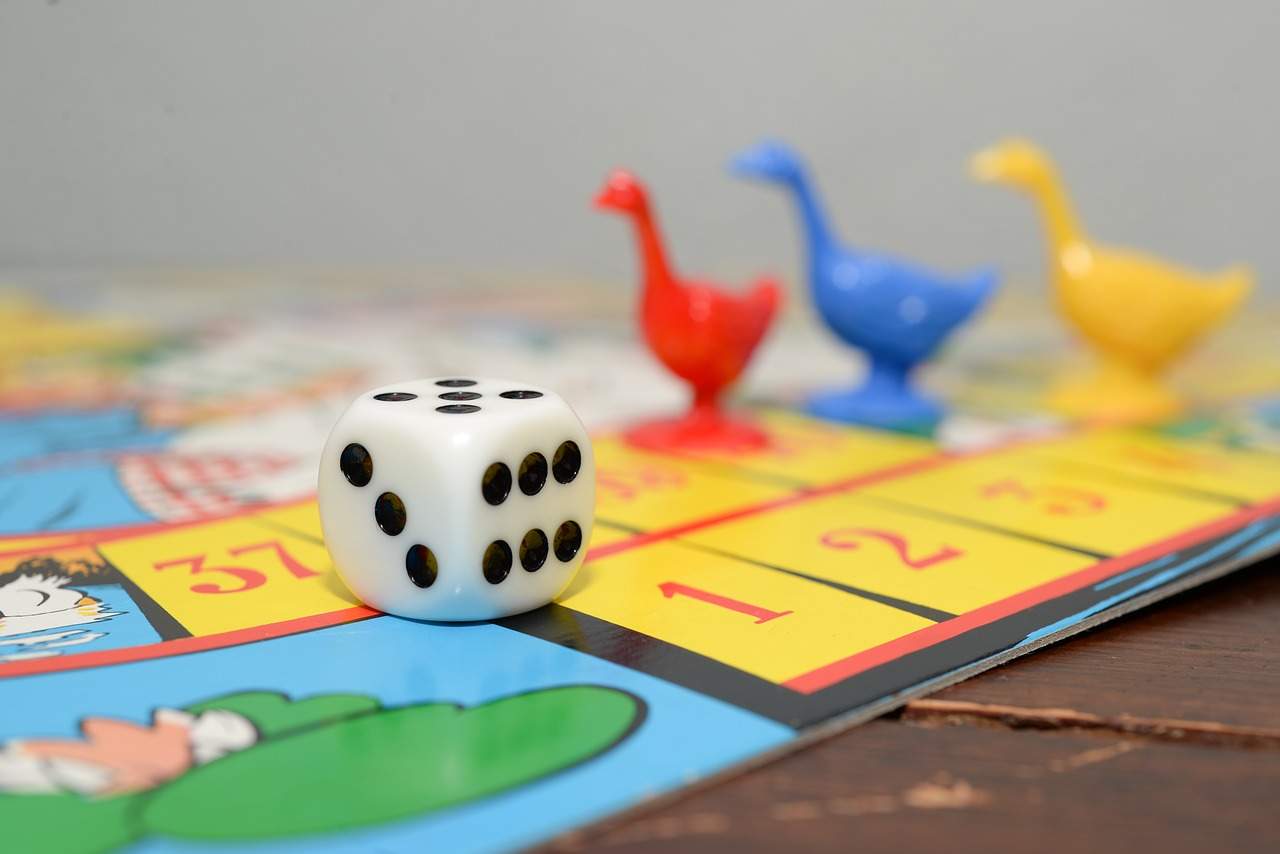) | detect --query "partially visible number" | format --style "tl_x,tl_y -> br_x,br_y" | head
1121,445 -> 1225,473
597,466 -> 686,501
819,527 -> 963,570
768,426 -> 844,458
980,477 -> 1107,516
